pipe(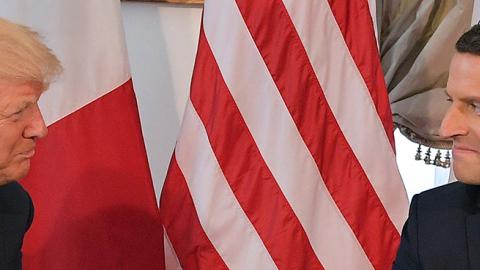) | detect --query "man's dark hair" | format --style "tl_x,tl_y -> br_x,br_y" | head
456,23 -> 480,55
